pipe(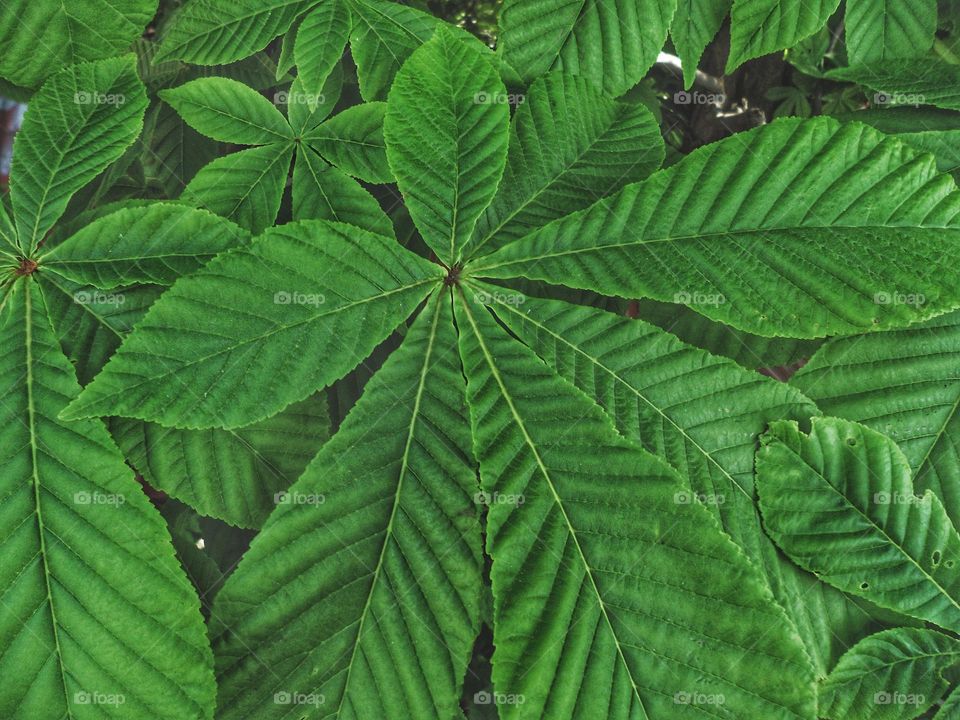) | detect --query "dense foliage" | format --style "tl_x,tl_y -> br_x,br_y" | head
2,1 -> 960,719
